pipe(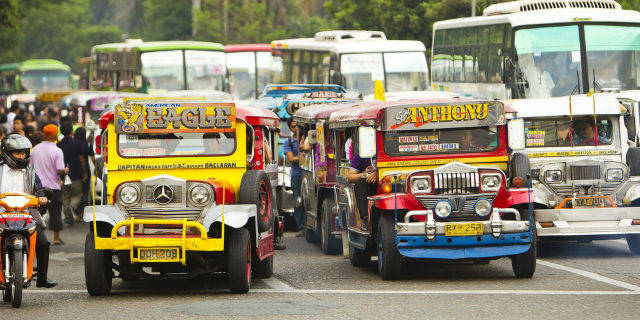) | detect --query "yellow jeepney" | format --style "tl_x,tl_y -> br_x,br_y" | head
84,99 -> 279,294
